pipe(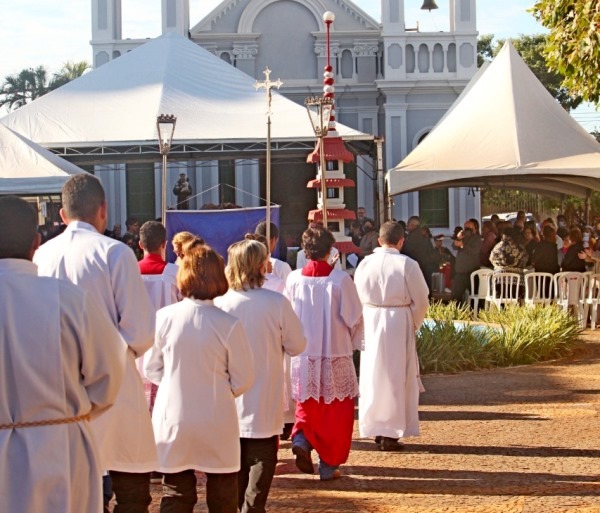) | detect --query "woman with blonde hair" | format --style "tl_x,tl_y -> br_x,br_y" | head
171,231 -> 204,264
215,239 -> 305,513
145,244 -> 254,513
